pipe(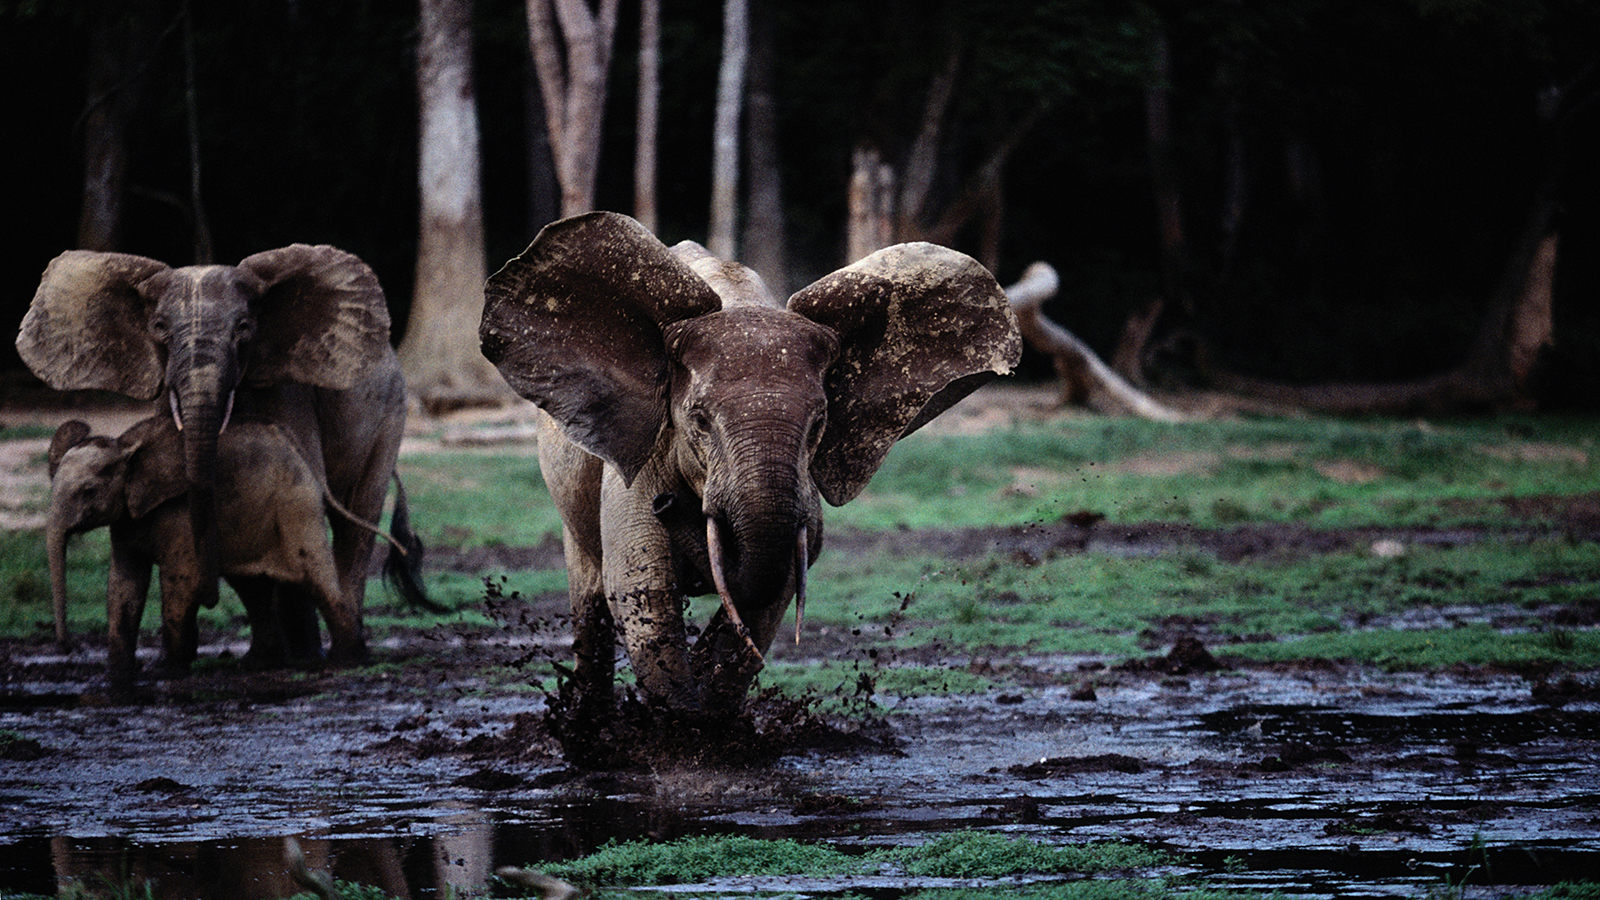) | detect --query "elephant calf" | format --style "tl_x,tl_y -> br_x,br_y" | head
47,415 -> 391,690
